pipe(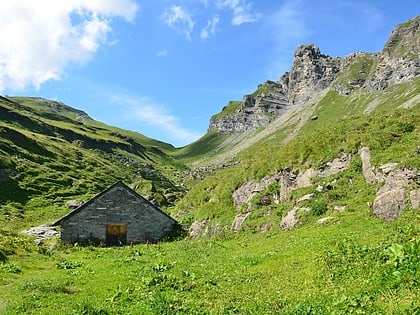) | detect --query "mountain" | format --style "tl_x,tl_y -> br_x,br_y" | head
174,16 -> 420,235
208,16 -> 419,135
0,16 -> 418,234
